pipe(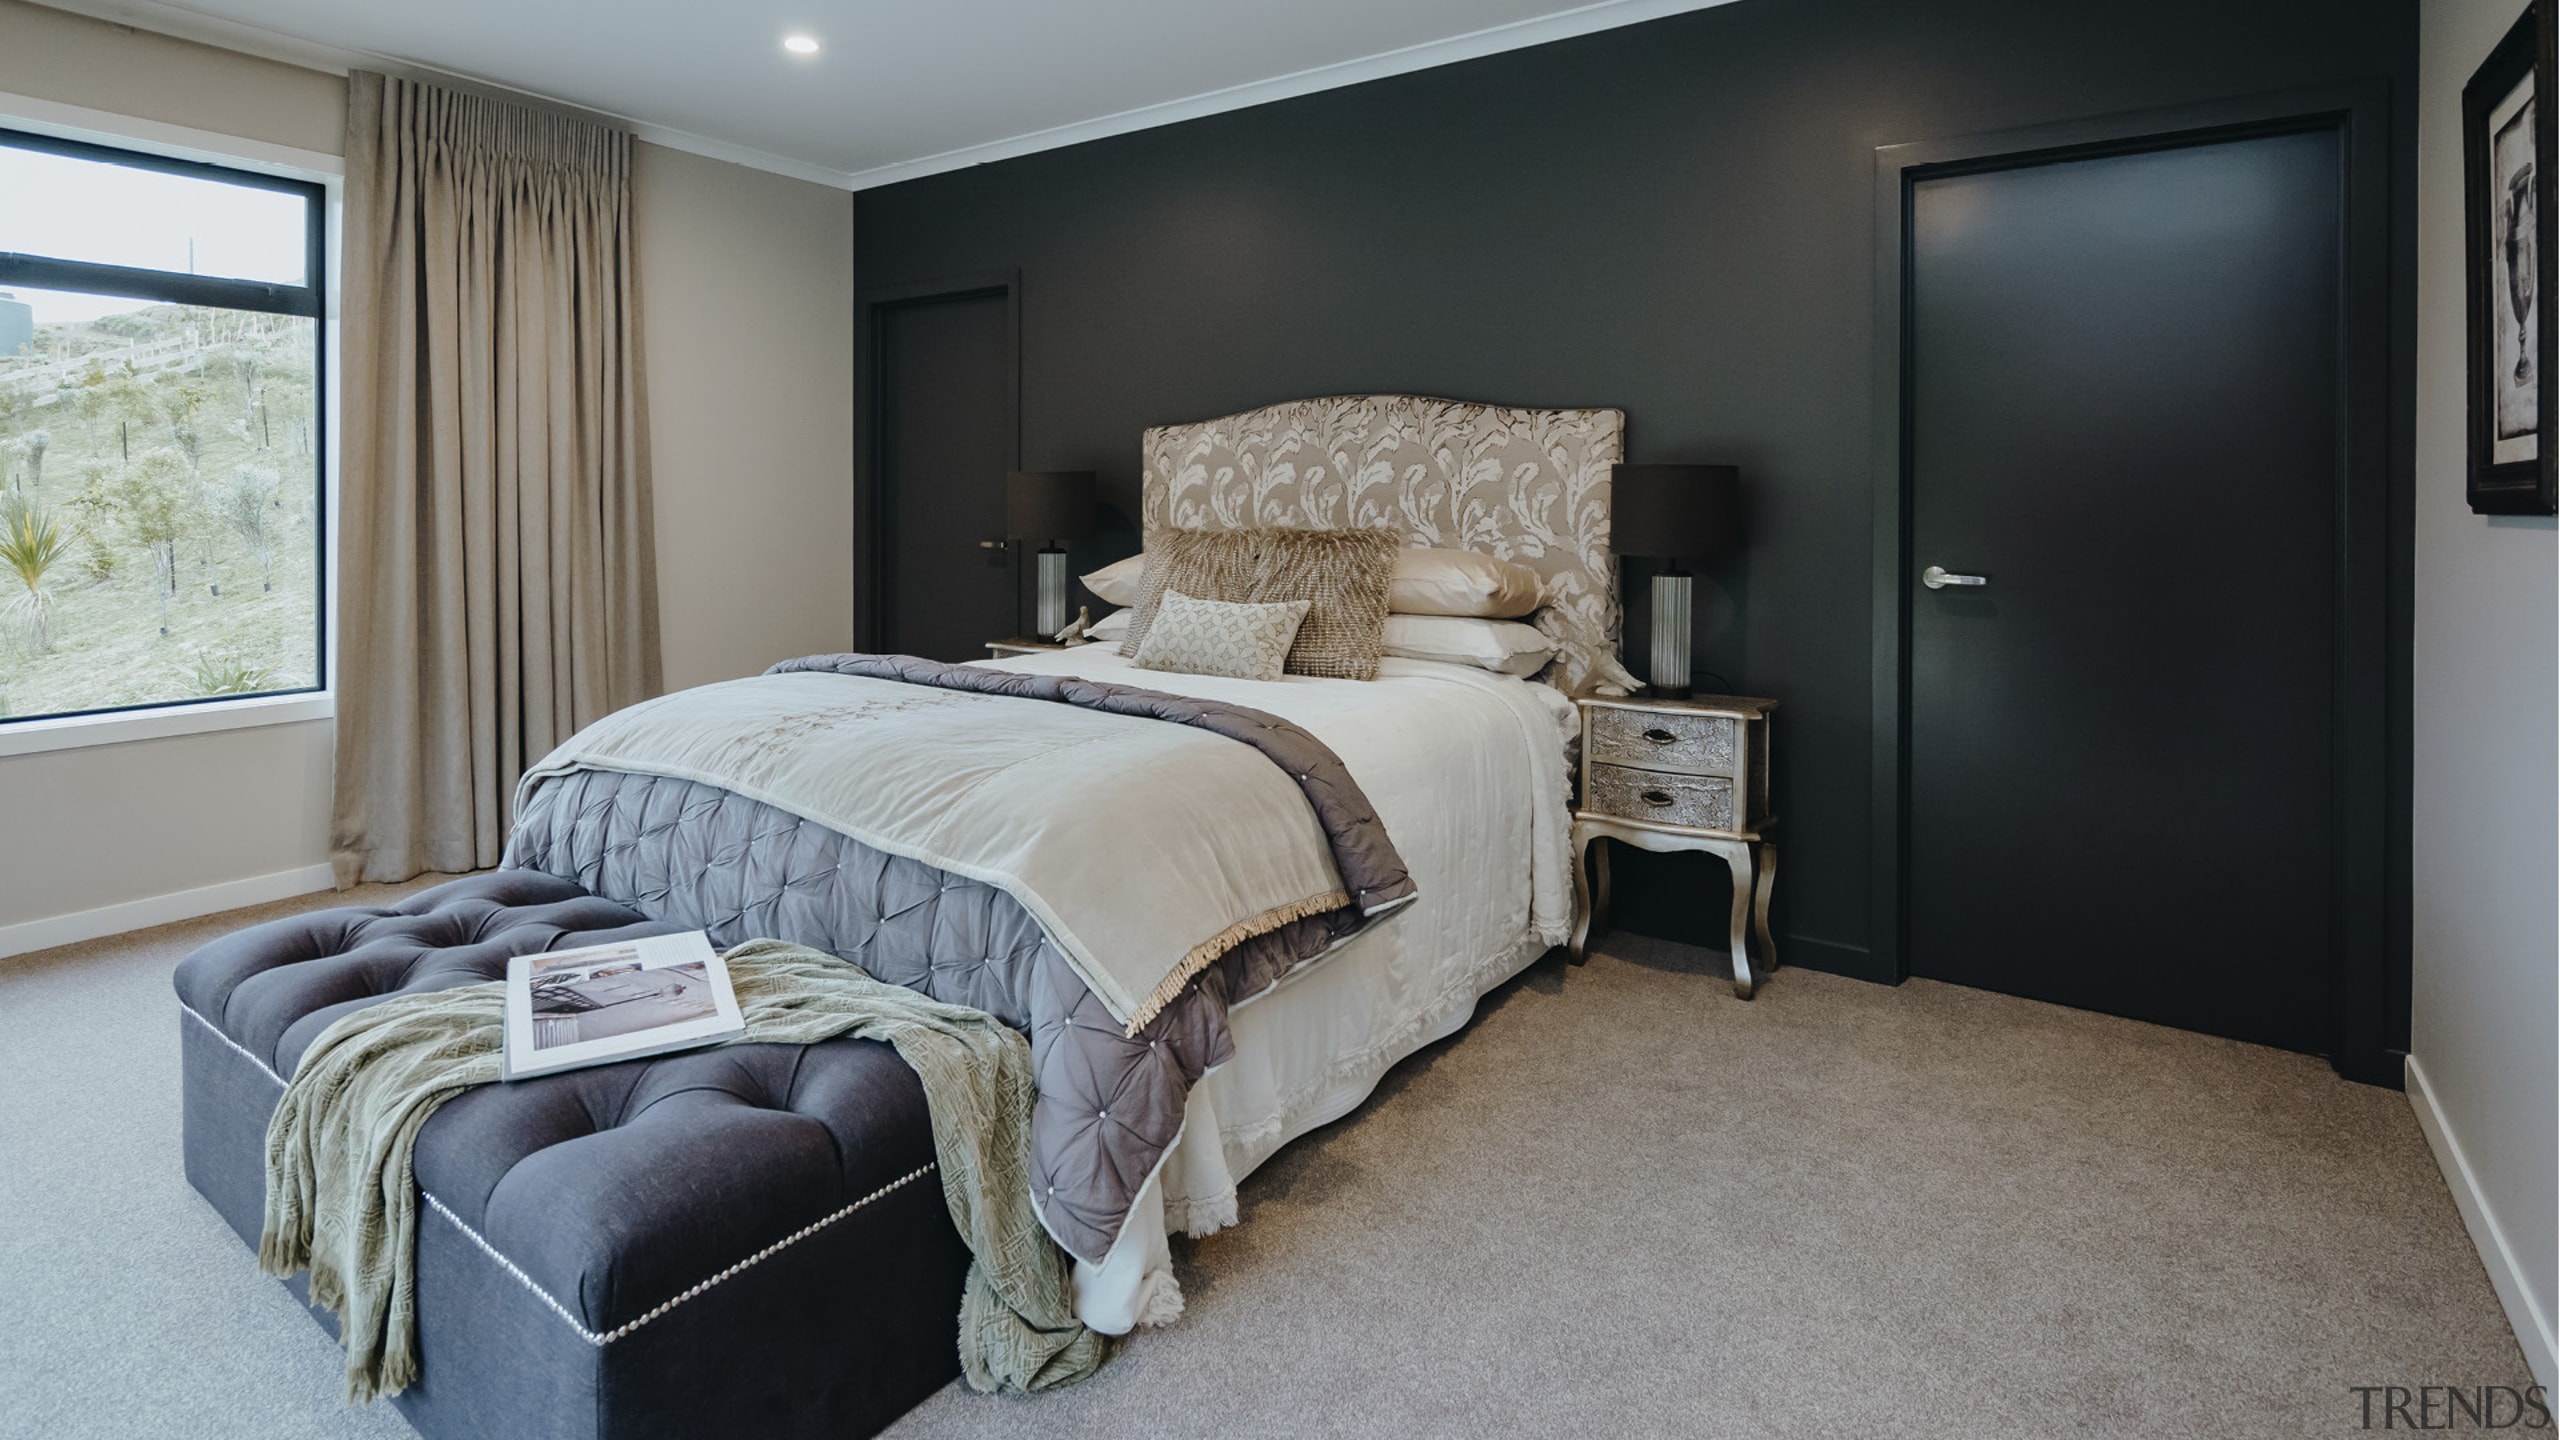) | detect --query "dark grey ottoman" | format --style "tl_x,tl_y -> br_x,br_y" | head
175,872 -> 973,1440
